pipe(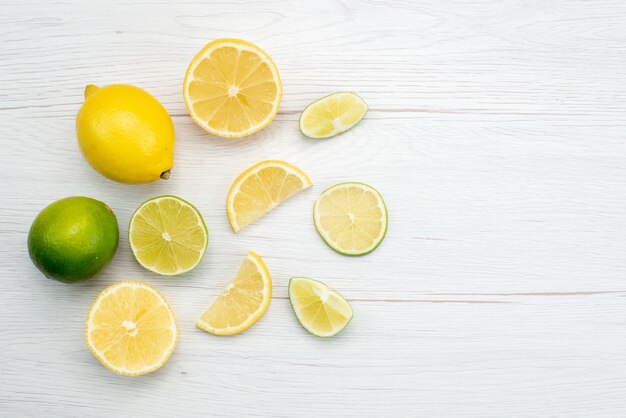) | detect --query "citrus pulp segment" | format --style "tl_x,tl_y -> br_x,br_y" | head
183,38 -> 282,138
299,92 -> 368,139
196,252 -> 271,336
129,196 -> 208,275
313,182 -> 387,256
85,281 -> 178,376
289,277 -> 353,338
226,160 -> 312,233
